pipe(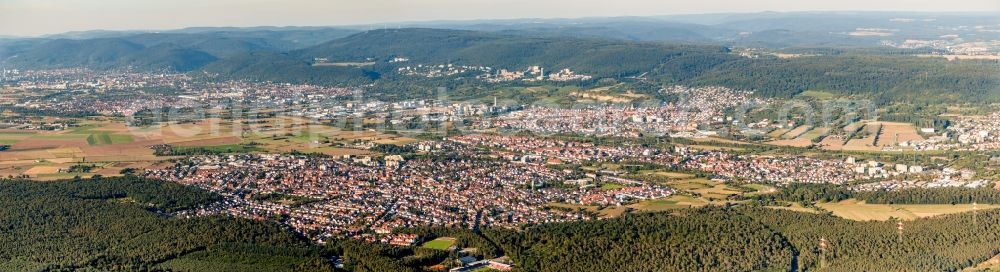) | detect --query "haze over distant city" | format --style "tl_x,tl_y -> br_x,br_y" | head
1,0 -> 998,36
